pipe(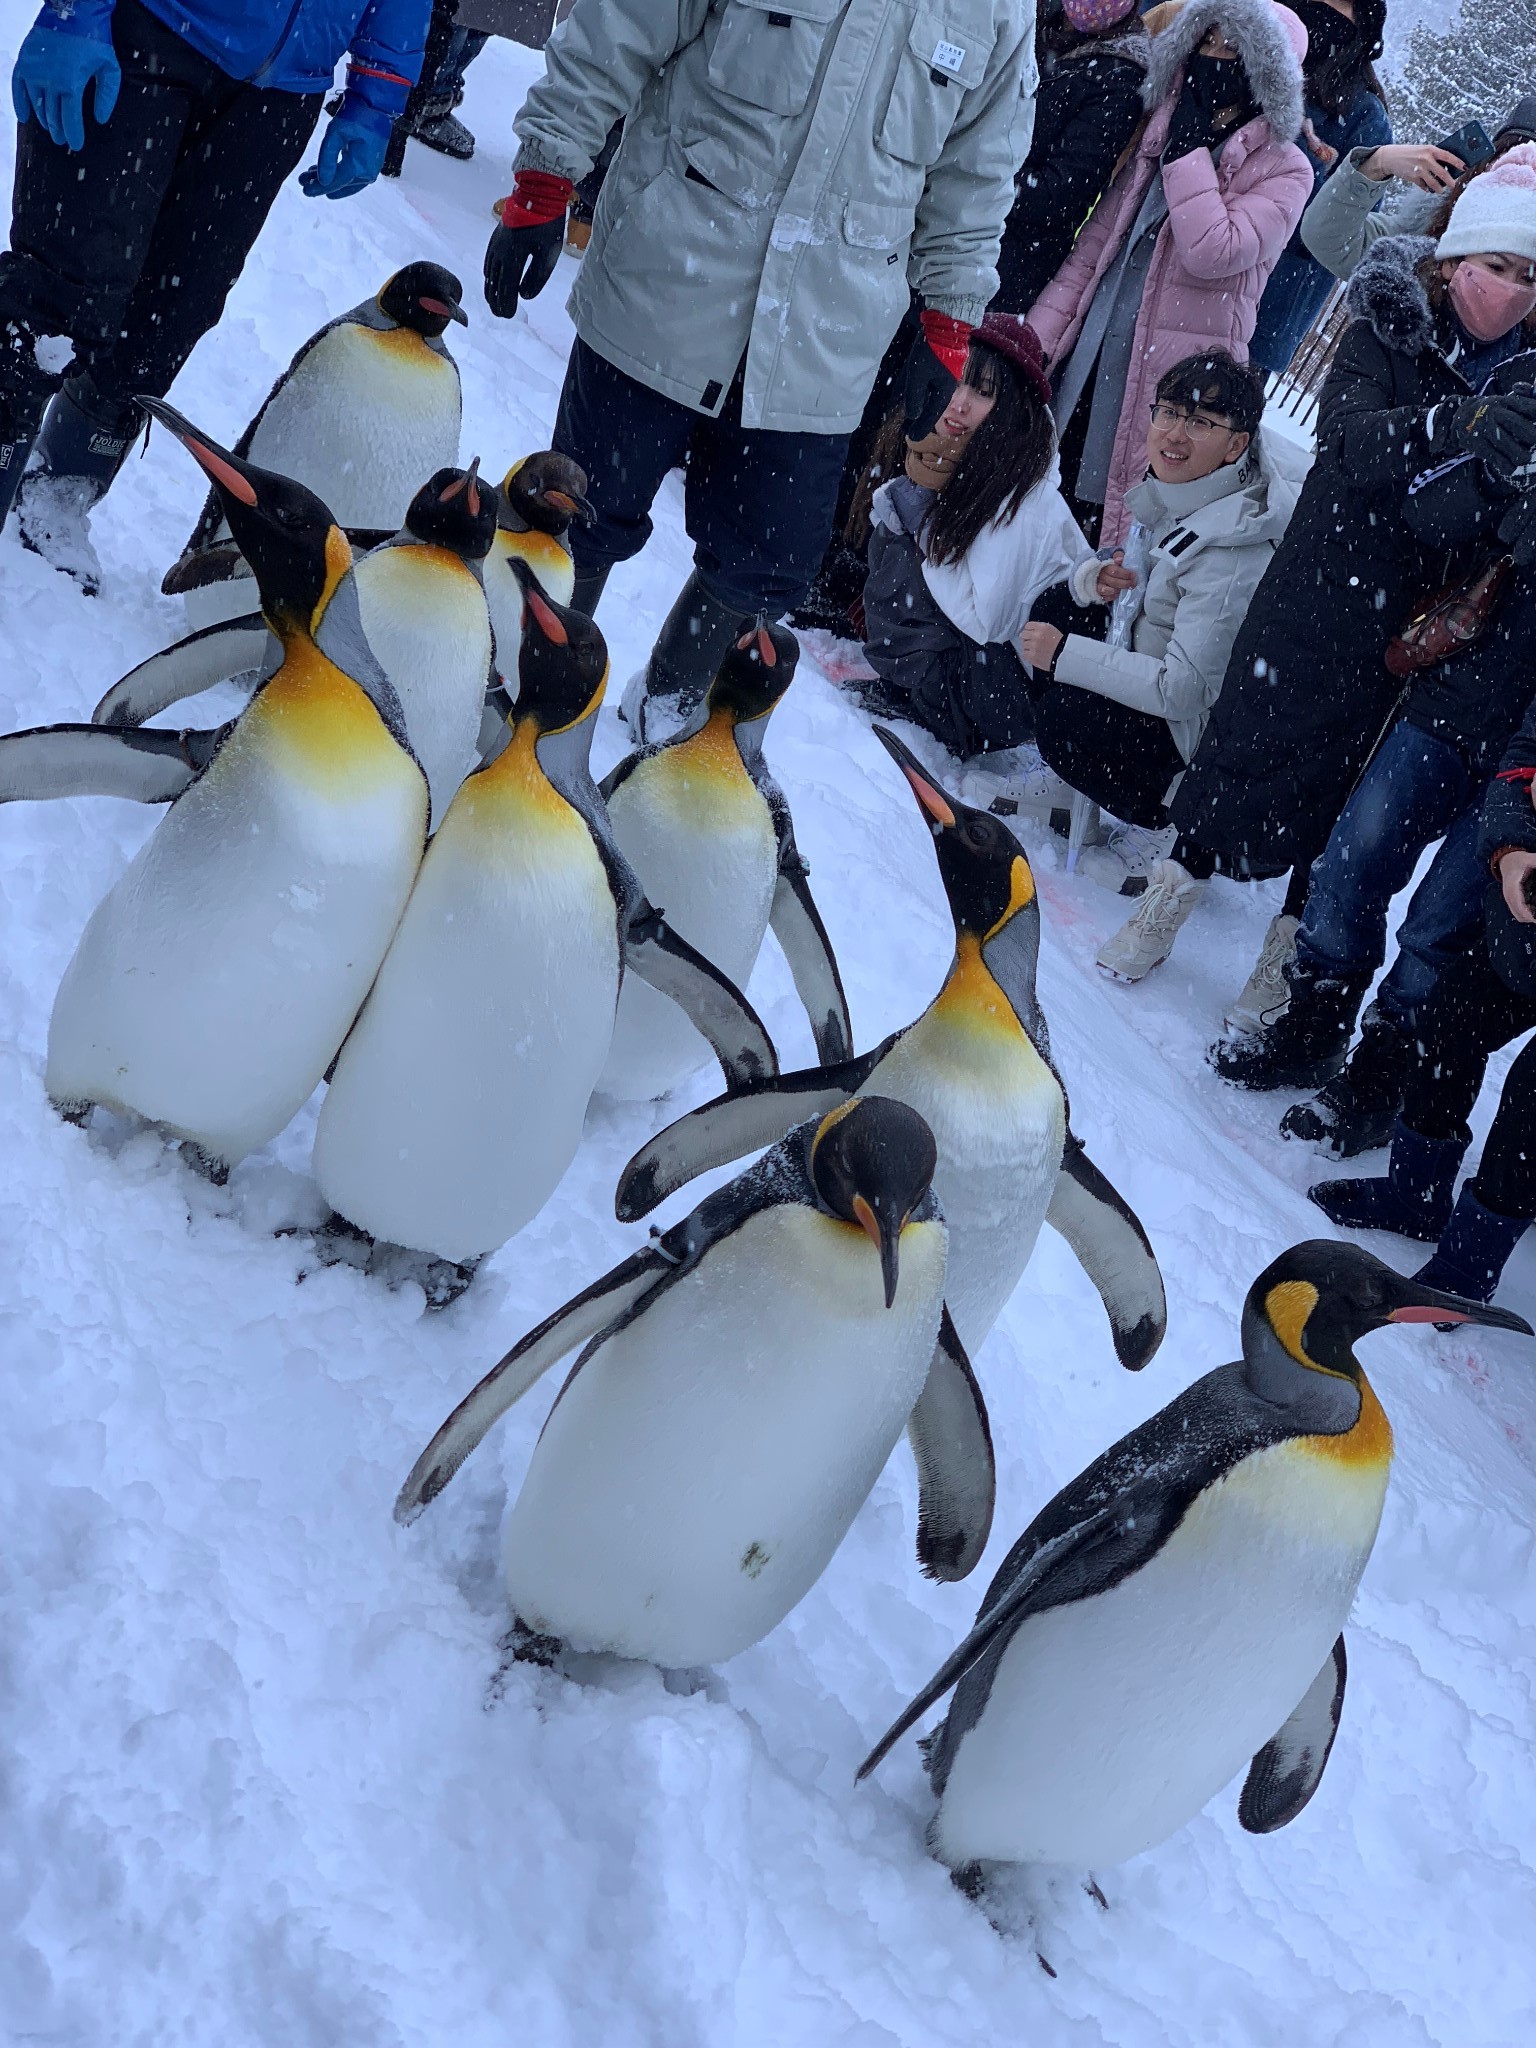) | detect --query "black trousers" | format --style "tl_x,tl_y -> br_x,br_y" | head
0,0 -> 321,433
552,336 -> 851,616
1404,940 -> 1536,1218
